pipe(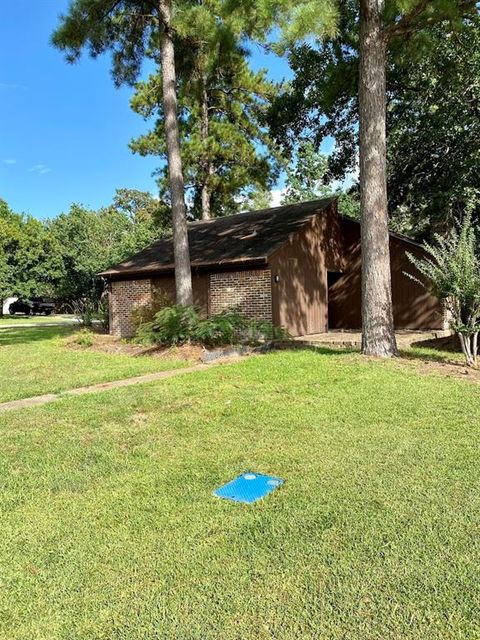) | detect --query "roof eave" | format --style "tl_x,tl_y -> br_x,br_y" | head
338,213 -> 423,249
99,255 -> 269,279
